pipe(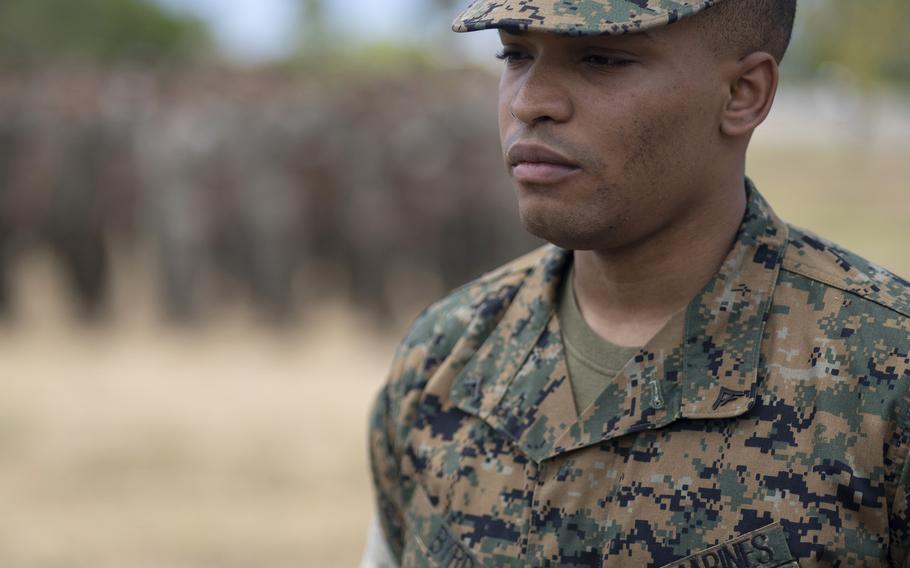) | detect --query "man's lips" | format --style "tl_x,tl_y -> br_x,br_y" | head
507,143 -> 581,184
512,162 -> 580,183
